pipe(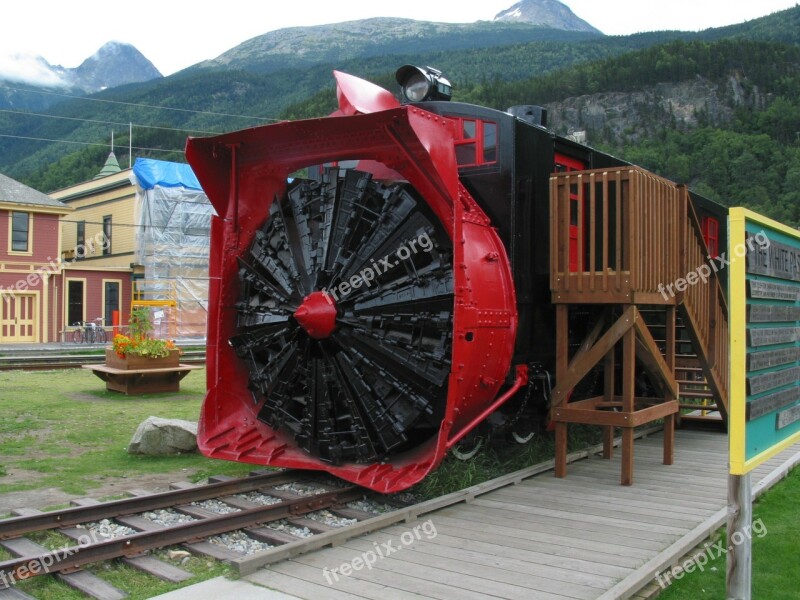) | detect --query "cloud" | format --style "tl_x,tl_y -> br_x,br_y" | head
0,53 -> 68,87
